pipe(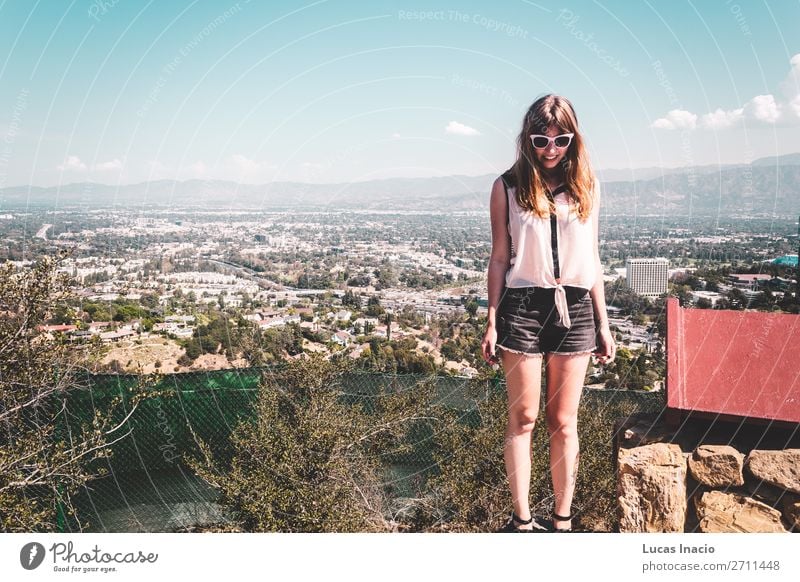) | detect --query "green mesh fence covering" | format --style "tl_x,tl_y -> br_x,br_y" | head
50,368 -> 665,532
